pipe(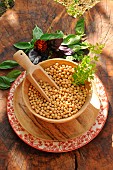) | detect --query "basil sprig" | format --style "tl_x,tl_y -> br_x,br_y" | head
0,60 -> 21,90
0,60 -> 19,69
72,56 -> 96,85
13,18 -> 104,86
0,76 -> 11,90
0,70 -> 21,90
6,70 -> 21,83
